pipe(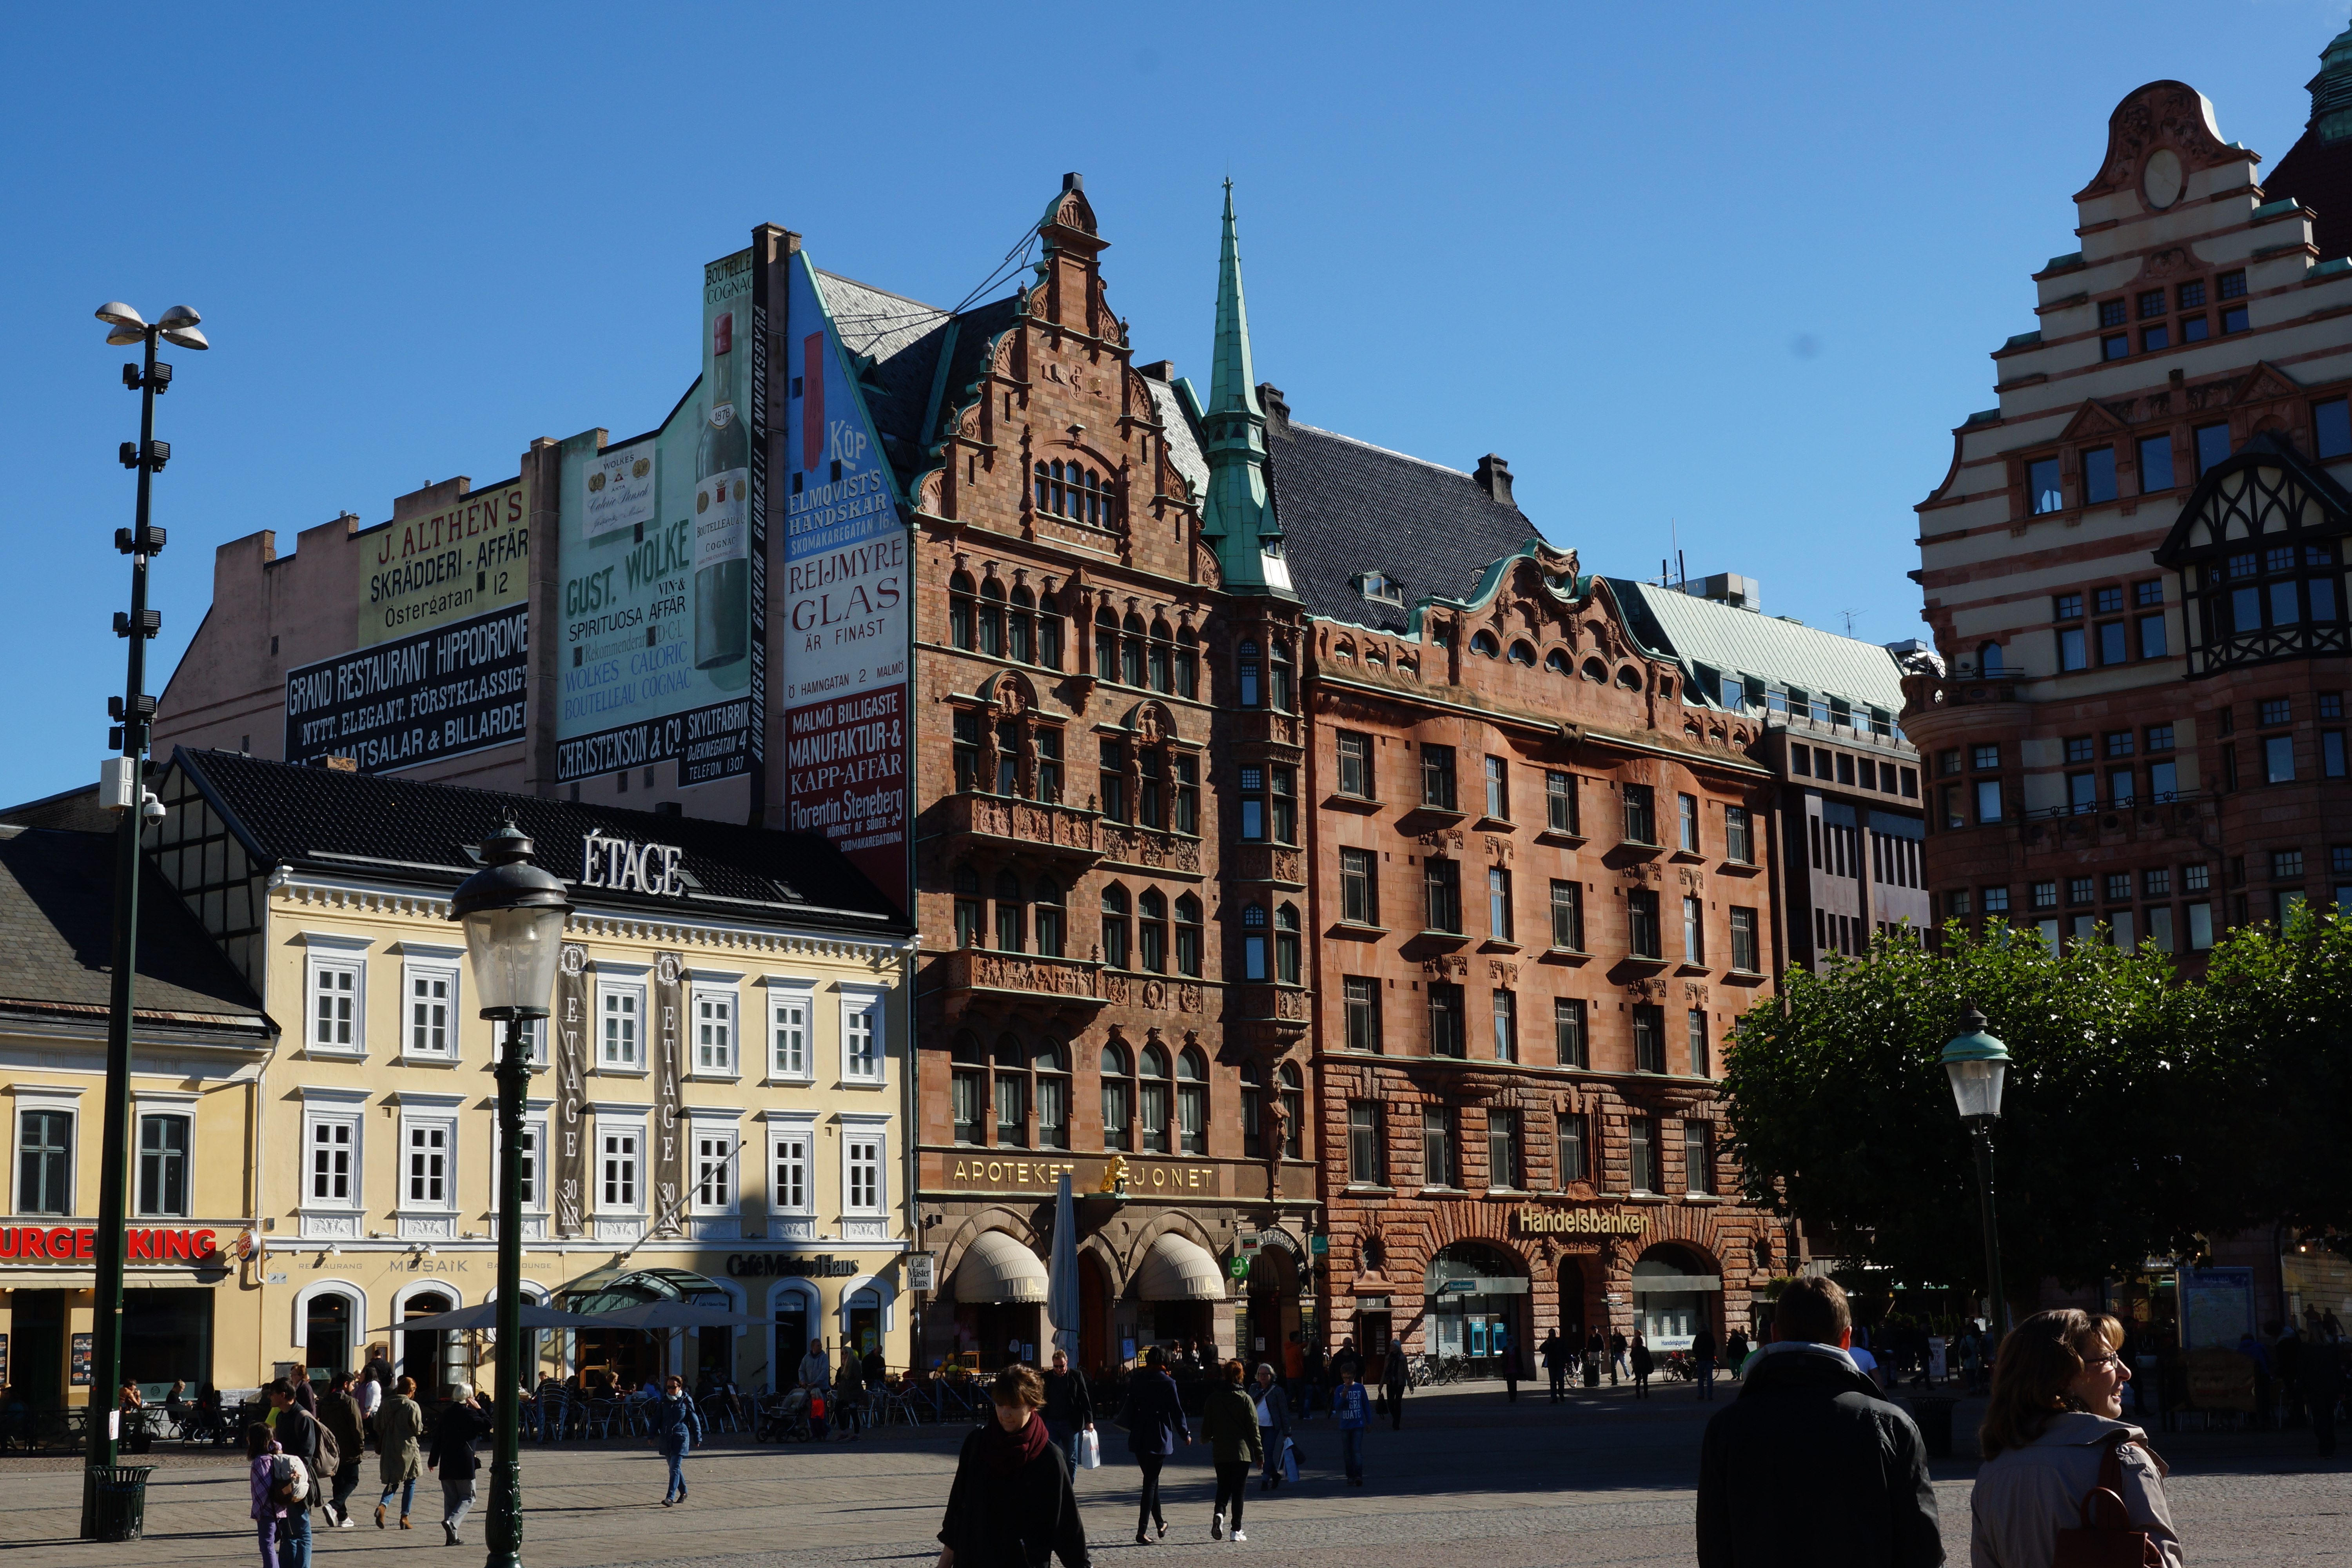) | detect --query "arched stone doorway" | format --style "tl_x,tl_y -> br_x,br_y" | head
1425,1241 -> 1530,1374
1242,1243 -> 1301,1366
1555,1257 -> 1588,1348
1631,1244 -> 1721,1353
